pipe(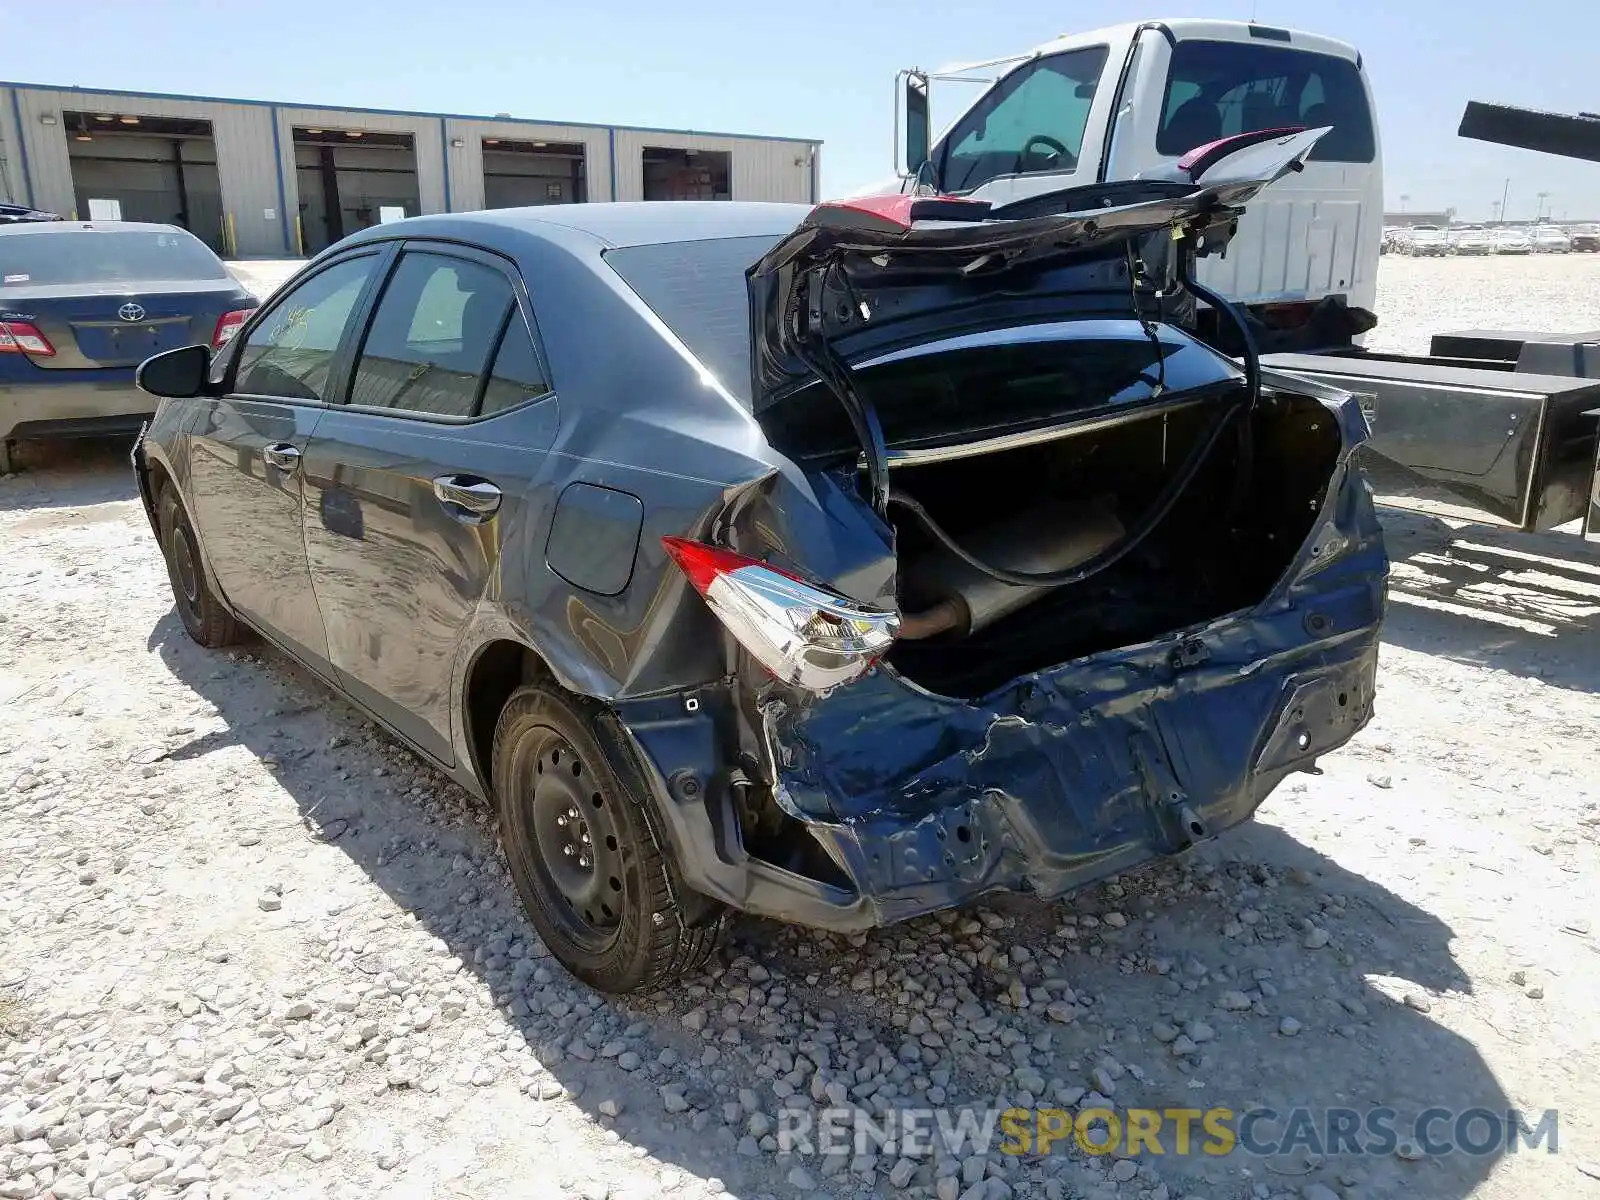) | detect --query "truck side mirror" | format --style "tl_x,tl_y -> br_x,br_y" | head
897,70 -> 933,180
